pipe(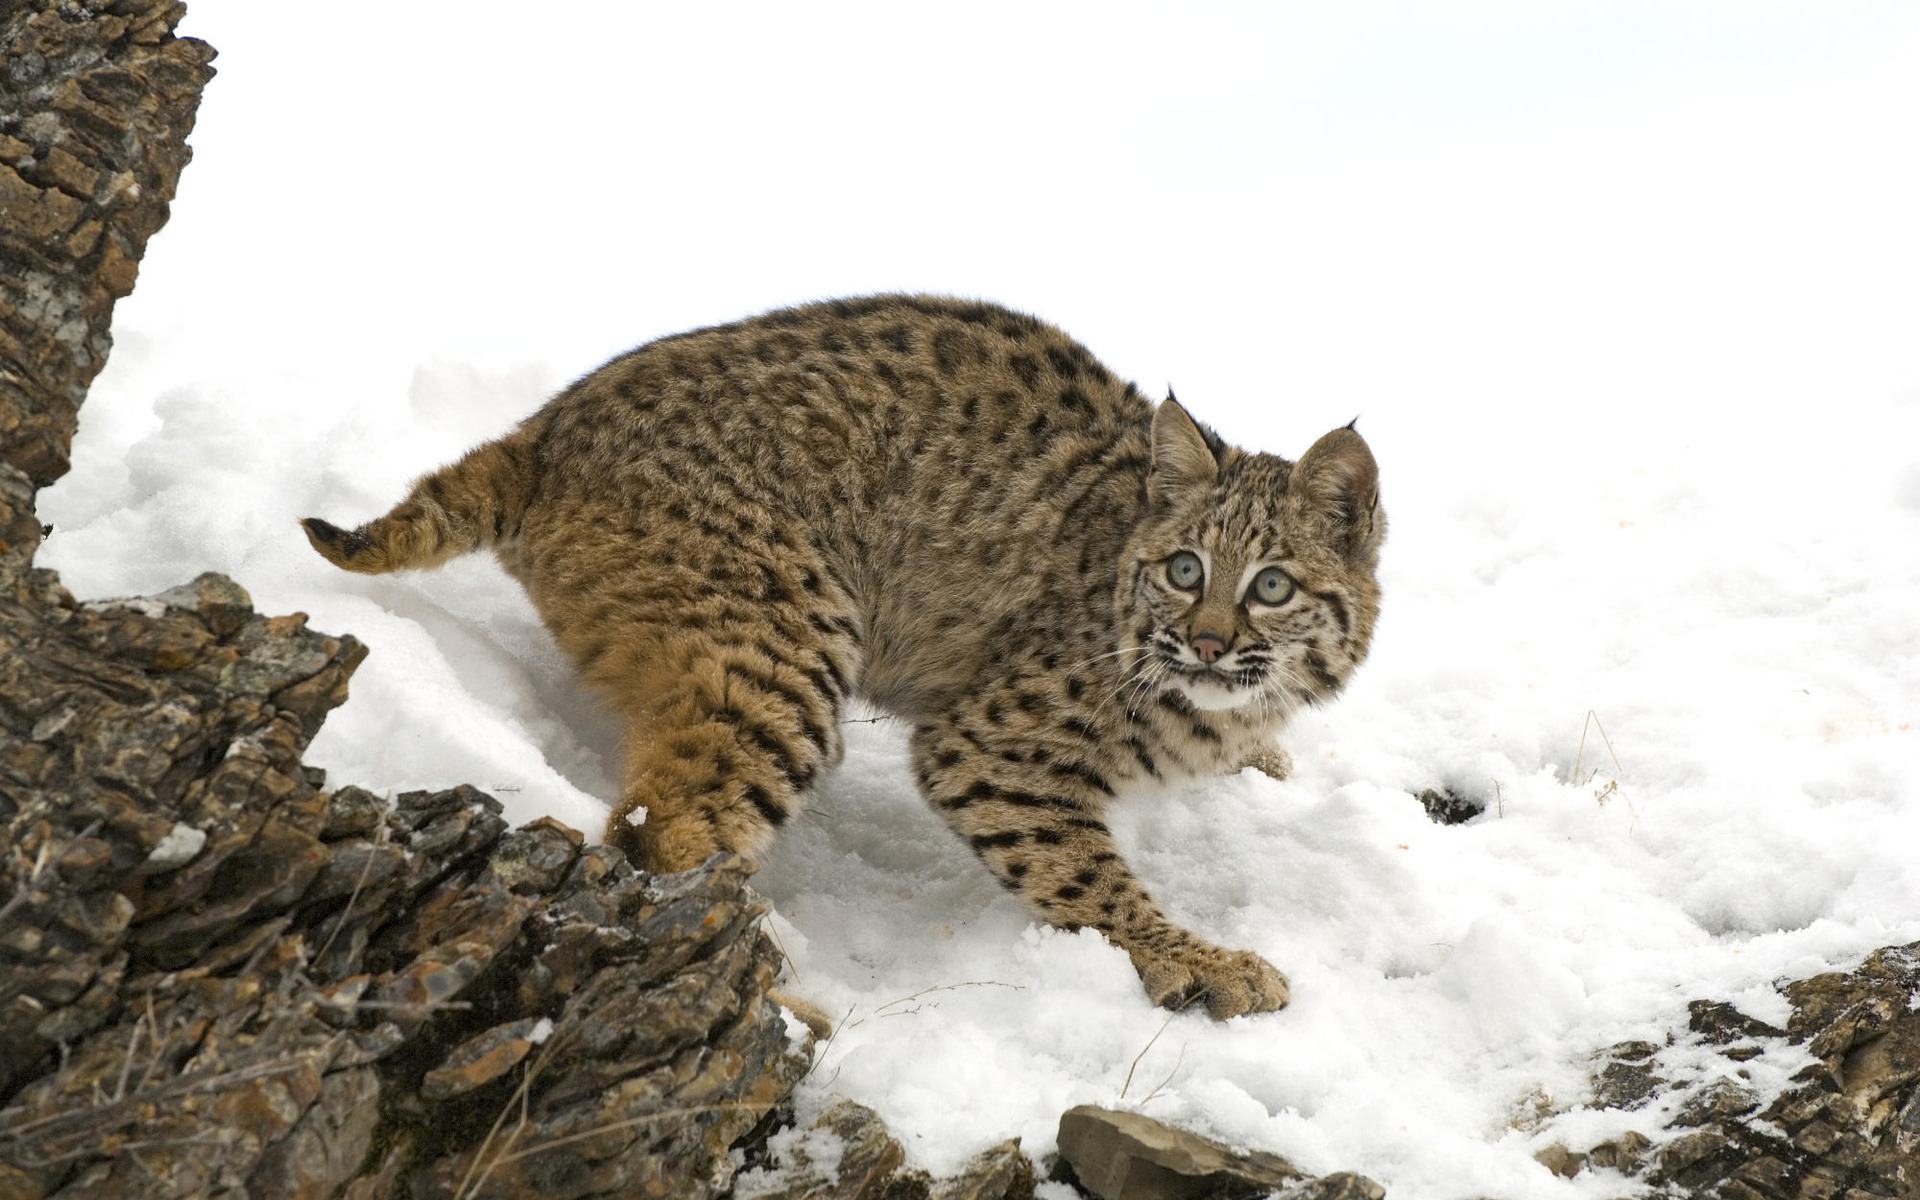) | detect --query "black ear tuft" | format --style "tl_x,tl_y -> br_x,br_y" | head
1149,395 -> 1220,504
1290,426 -> 1384,564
